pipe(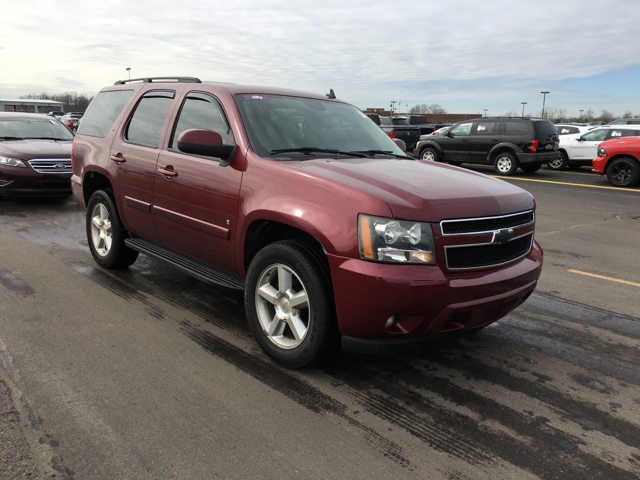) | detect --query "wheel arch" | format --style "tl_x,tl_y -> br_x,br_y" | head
82,169 -> 114,206
605,154 -> 640,174
418,141 -> 444,158
487,143 -> 522,162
